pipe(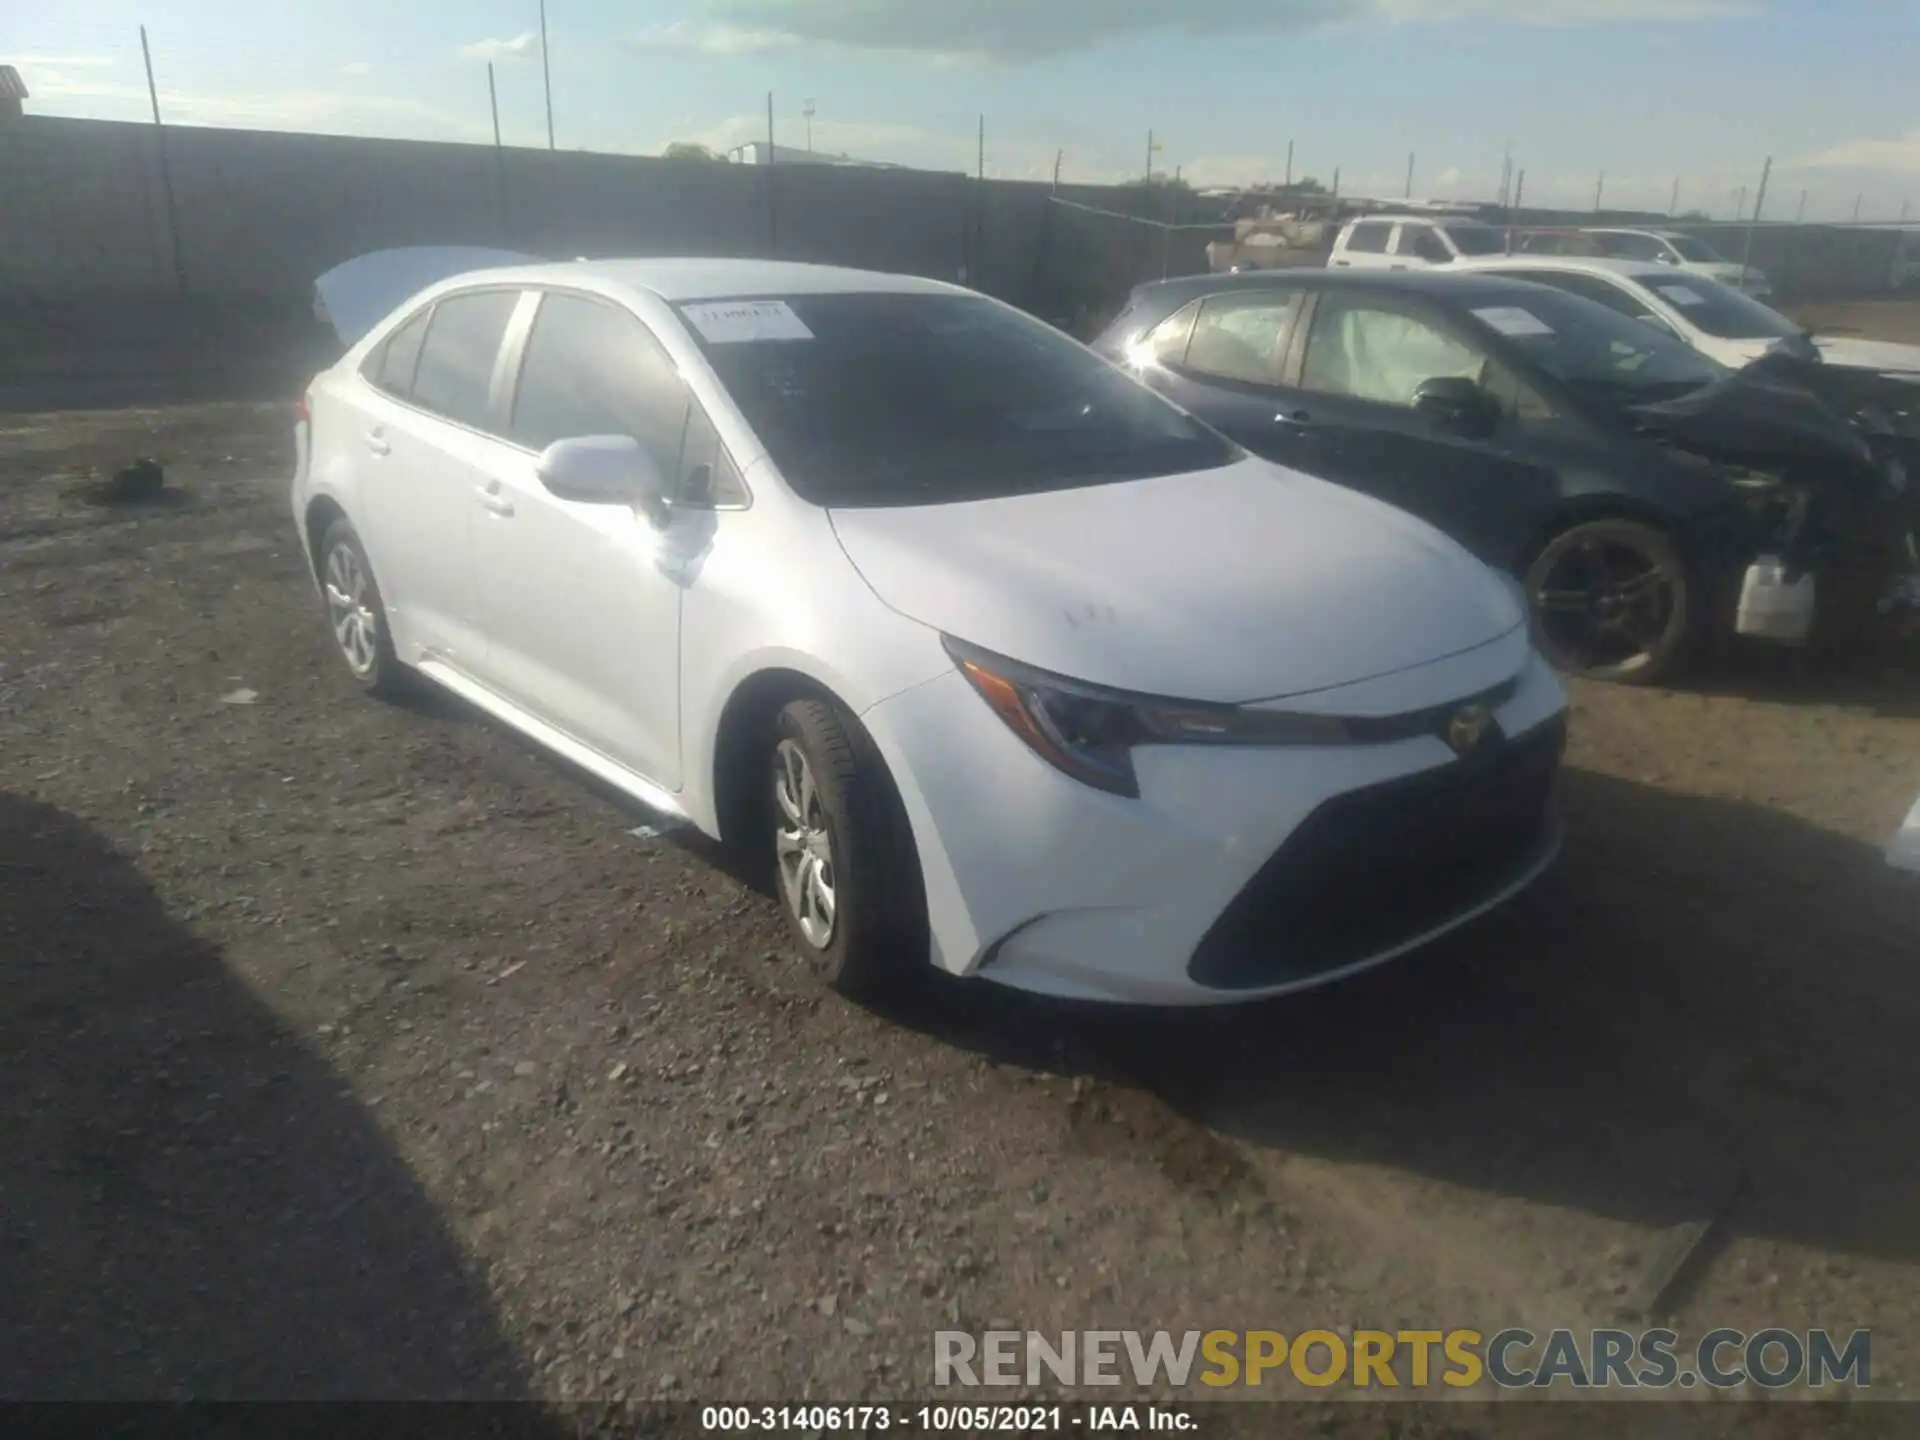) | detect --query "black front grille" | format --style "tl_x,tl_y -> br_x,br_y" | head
1187,716 -> 1566,990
